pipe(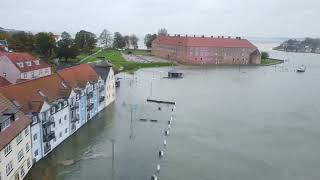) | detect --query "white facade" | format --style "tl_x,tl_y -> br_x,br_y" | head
19,67 -> 51,80
0,56 -> 20,84
0,56 -> 51,84
105,68 -> 116,106
0,125 -> 33,180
